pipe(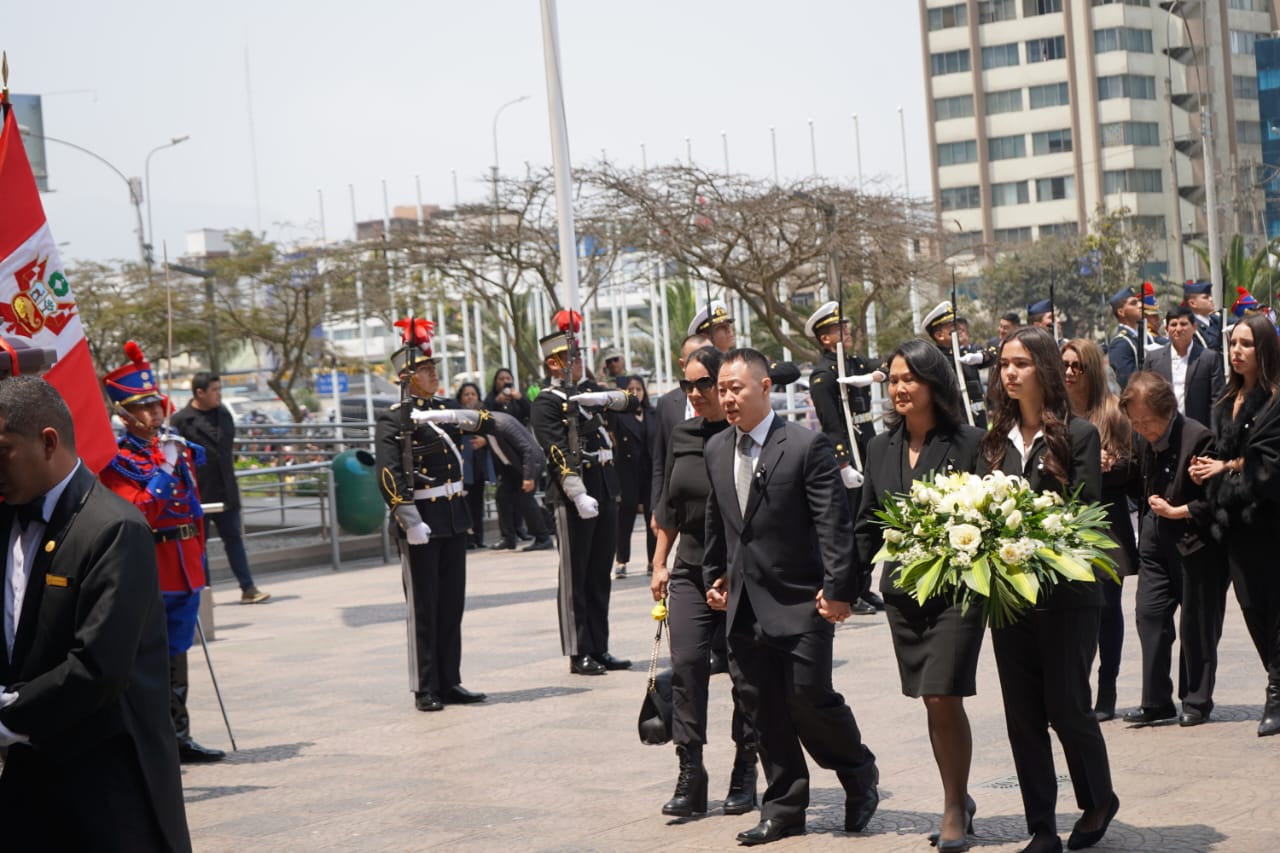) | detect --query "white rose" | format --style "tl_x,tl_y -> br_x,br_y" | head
1041,514 -> 1064,534
998,540 -> 1023,564
884,529 -> 904,545
1005,510 -> 1023,529
948,523 -> 983,554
